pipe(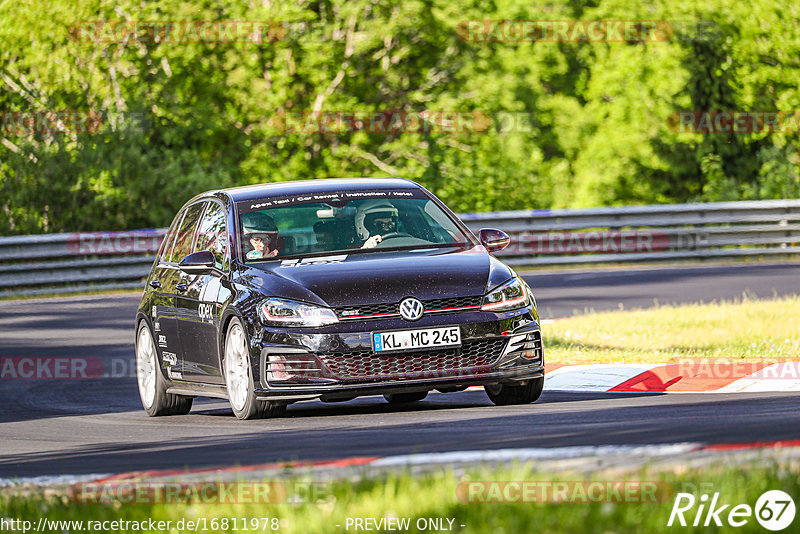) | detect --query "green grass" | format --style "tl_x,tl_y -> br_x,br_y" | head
543,295 -> 800,364
2,462 -> 798,533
